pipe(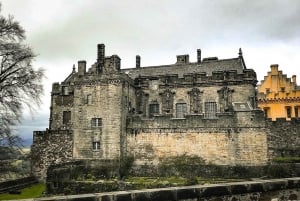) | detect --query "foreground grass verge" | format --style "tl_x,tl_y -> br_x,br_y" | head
0,183 -> 45,200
